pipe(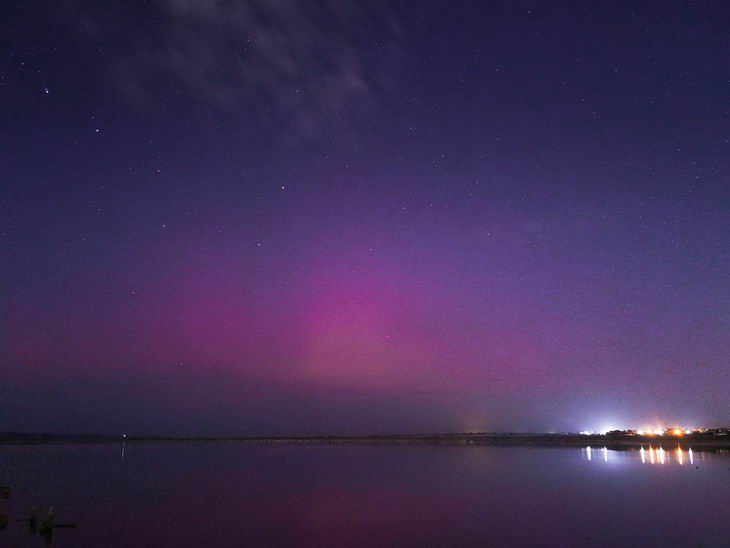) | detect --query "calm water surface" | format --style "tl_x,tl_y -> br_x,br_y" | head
1,443 -> 729,547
